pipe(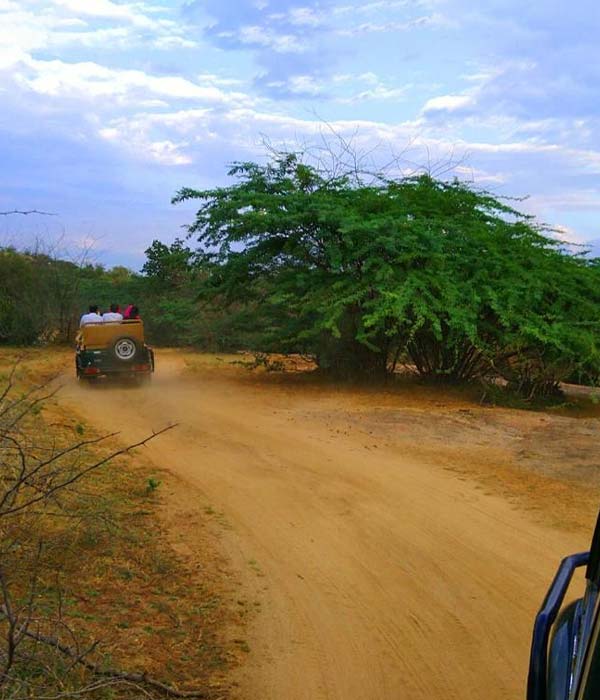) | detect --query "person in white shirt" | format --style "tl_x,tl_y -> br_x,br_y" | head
79,305 -> 104,327
102,303 -> 124,322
